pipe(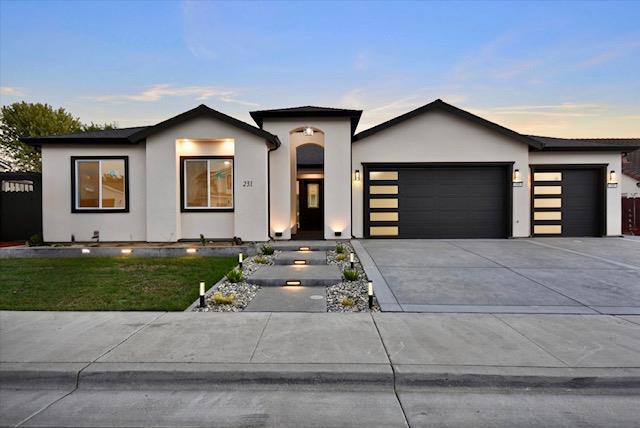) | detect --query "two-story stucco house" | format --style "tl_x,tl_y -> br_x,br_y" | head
22,99 -> 640,242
